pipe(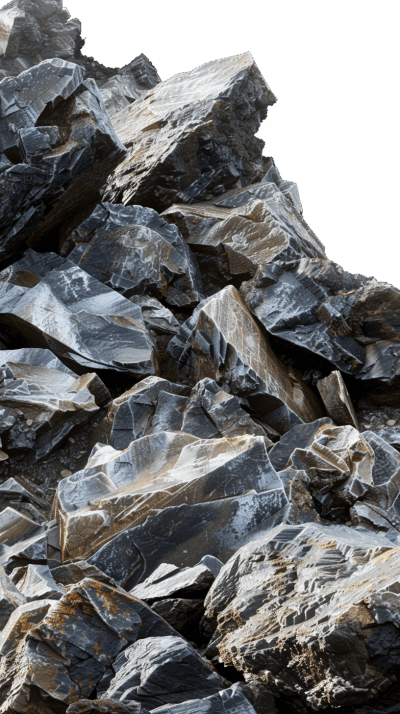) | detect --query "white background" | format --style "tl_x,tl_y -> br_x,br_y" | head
66,0 -> 400,287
